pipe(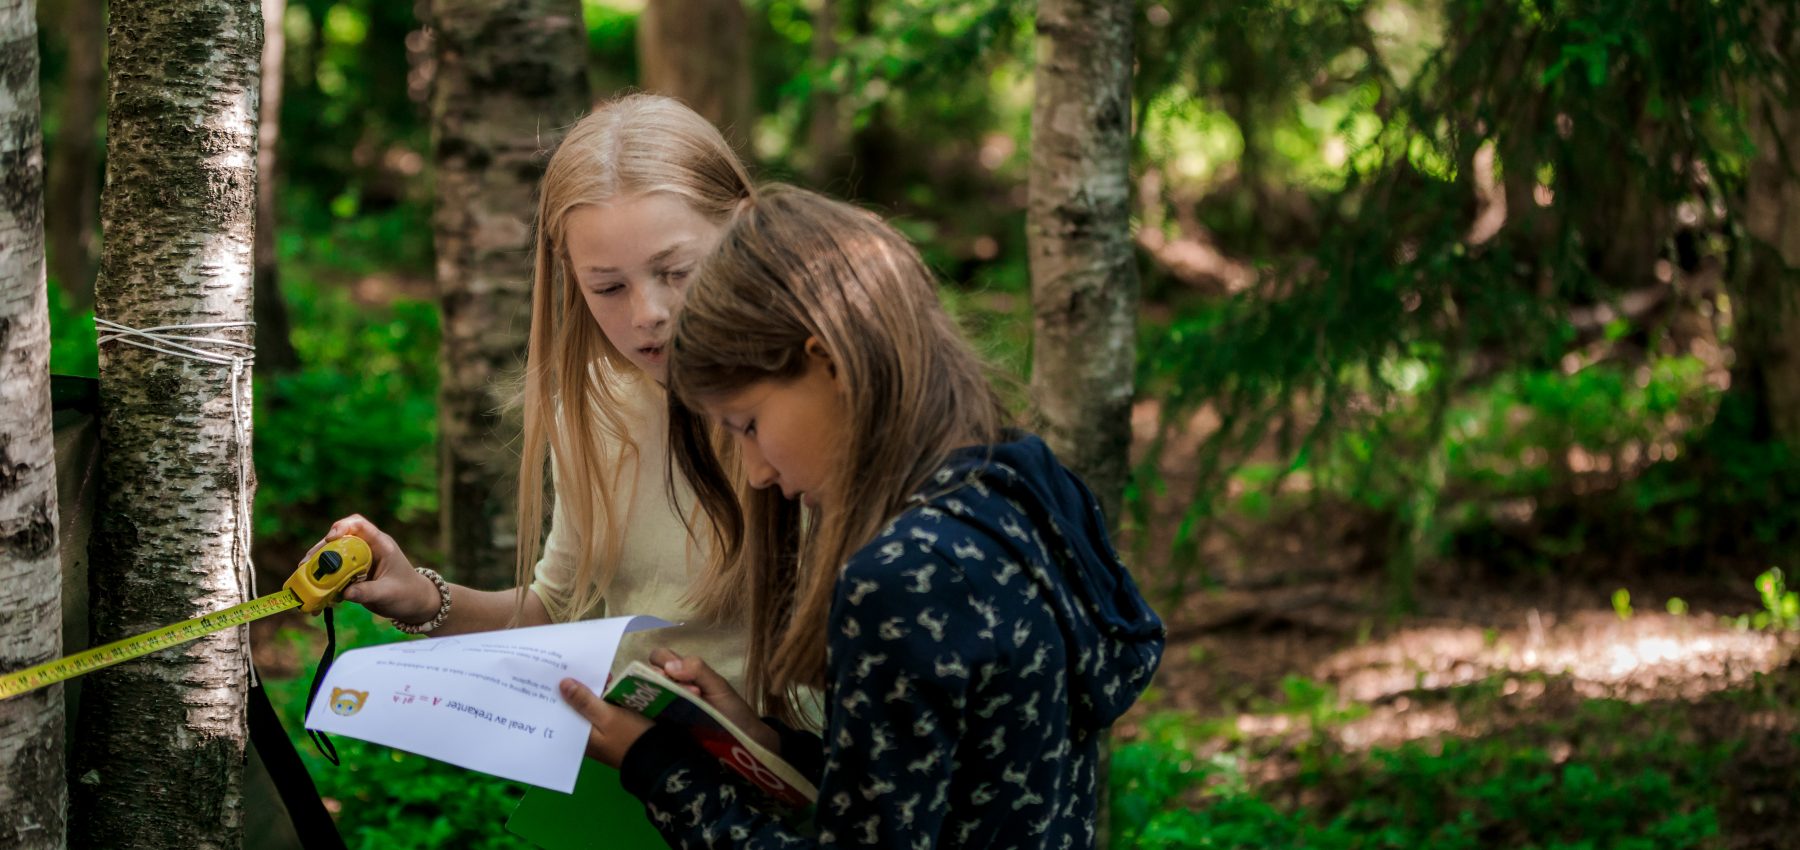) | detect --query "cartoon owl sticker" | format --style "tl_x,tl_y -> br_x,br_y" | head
330,687 -> 369,716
